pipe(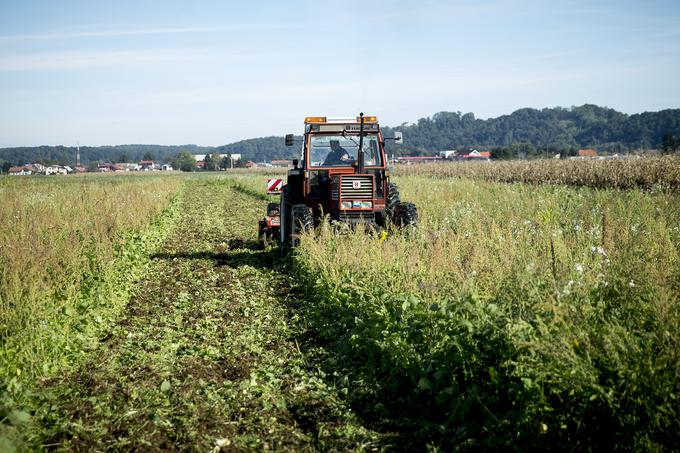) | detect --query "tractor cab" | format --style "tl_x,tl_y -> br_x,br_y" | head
289,115 -> 389,226
259,113 -> 416,247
